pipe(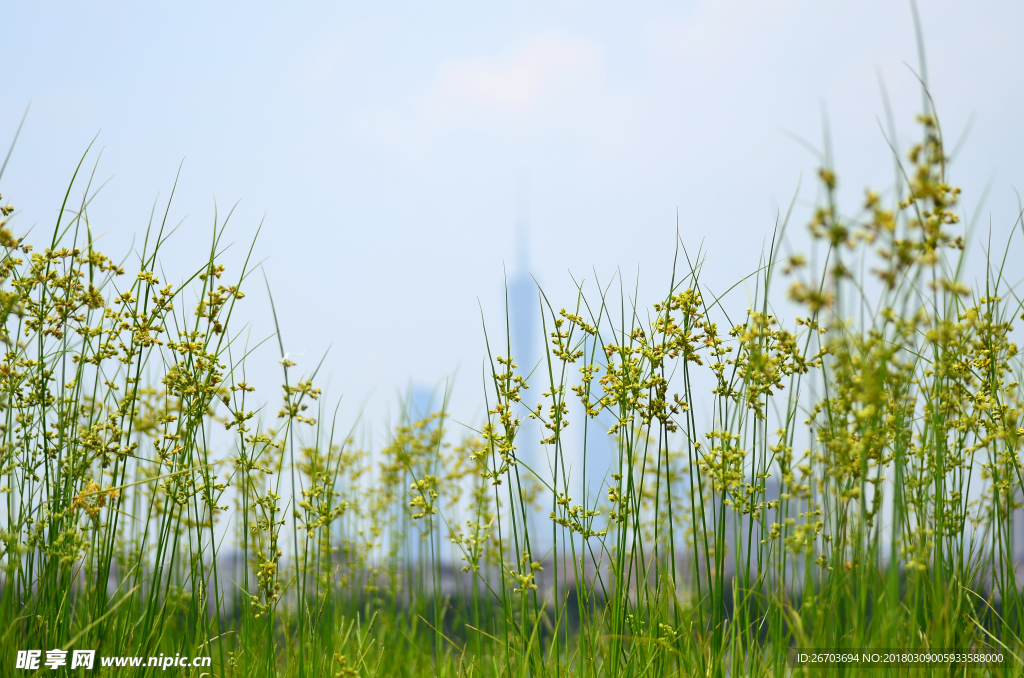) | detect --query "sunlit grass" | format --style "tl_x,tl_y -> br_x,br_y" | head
0,96 -> 1022,678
